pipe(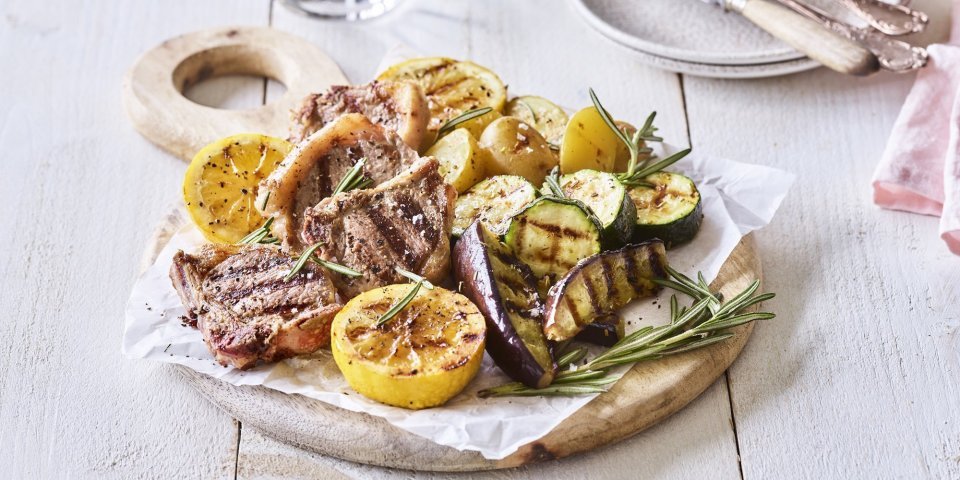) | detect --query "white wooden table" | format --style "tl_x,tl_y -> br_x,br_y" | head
2,0 -> 958,478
